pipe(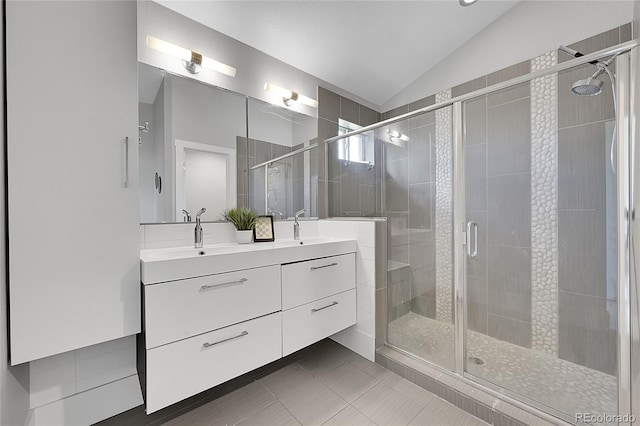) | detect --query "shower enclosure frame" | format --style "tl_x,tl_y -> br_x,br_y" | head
326,39 -> 638,424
